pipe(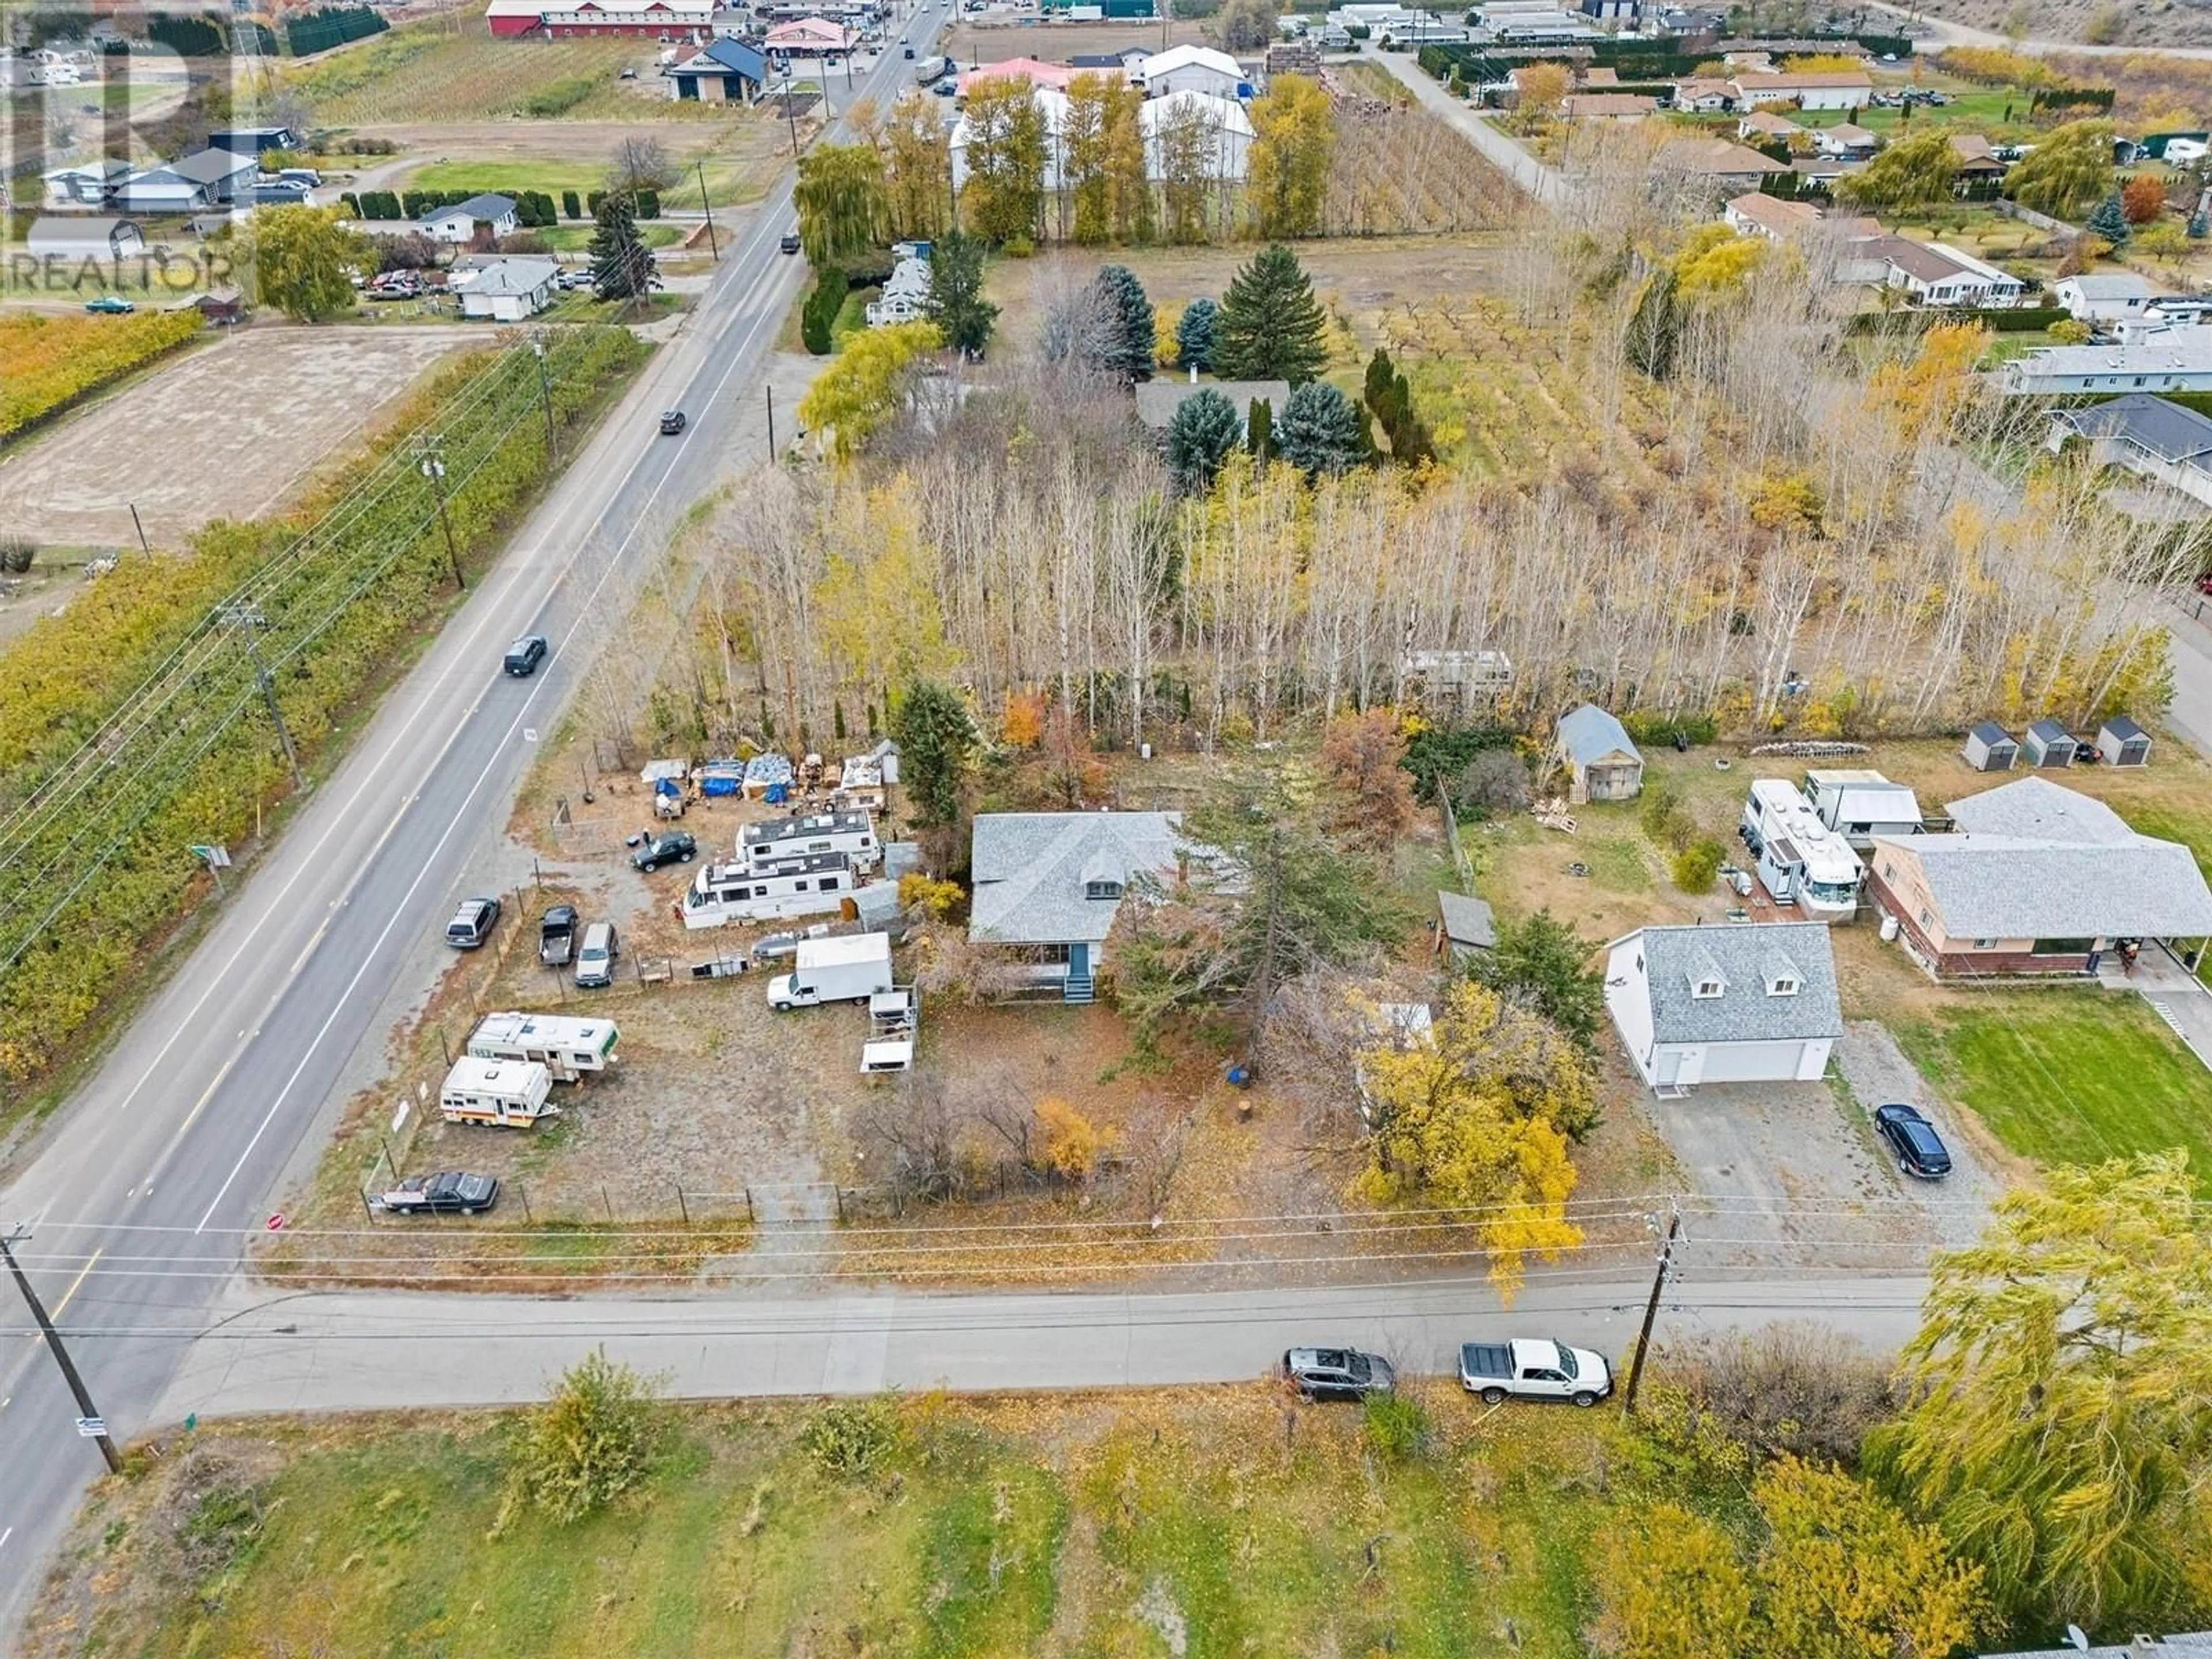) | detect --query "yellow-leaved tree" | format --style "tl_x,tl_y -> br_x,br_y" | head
1353,979 -> 1590,1299
1247,72 -> 1335,240
1670,224 -> 1766,305
797,320 -> 941,461
1865,321 -> 1989,446
810,475 -> 961,713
